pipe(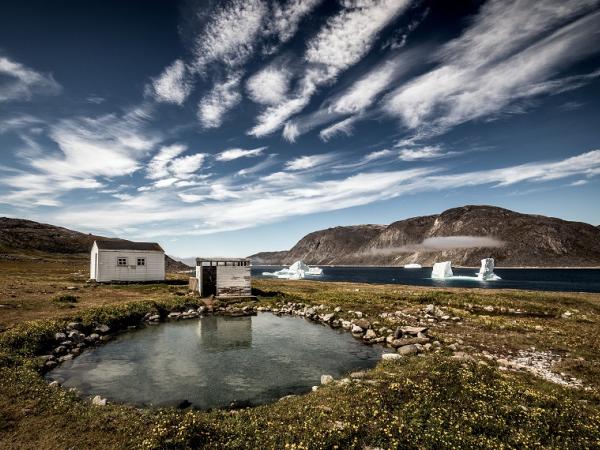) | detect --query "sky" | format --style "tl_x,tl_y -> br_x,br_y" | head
1,0 -> 600,258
